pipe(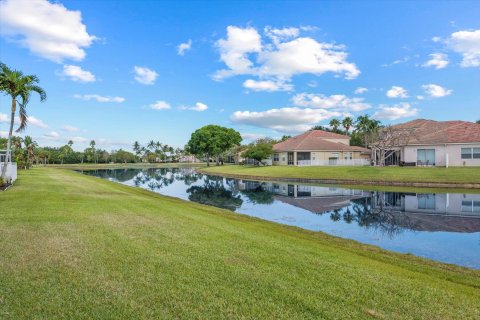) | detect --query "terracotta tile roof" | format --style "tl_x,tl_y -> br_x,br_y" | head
273,130 -> 369,152
391,119 -> 480,144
